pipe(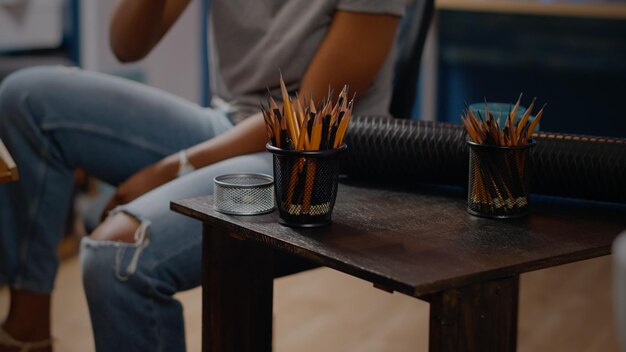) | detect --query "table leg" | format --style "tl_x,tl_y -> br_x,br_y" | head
202,223 -> 274,352
427,275 -> 519,352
